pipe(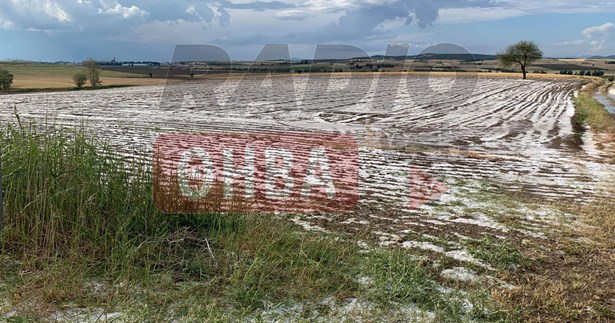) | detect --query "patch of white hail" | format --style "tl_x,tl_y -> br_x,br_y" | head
402,241 -> 445,253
